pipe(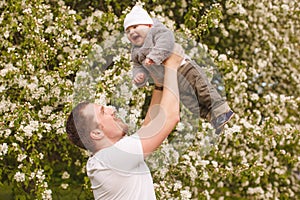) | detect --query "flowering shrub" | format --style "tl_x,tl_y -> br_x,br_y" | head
202,0 -> 300,98
0,0 -> 299,199
0,0 -> 93,199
